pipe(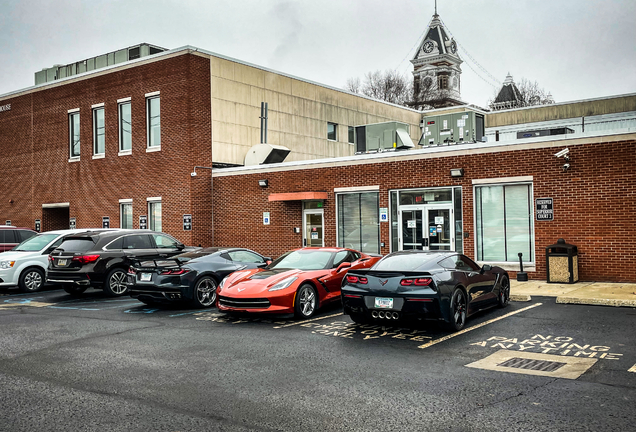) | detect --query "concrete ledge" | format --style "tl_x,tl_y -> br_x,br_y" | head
556,297 -> 636,307
510,294 -> 532,302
